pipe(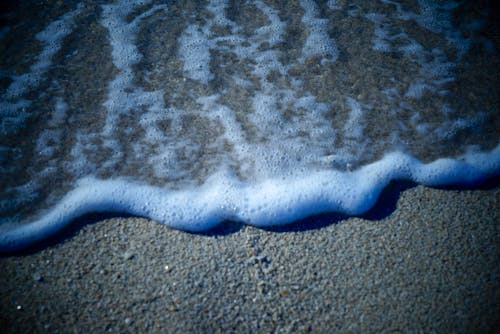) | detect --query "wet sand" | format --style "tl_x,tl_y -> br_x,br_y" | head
0,183 -> 499,333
